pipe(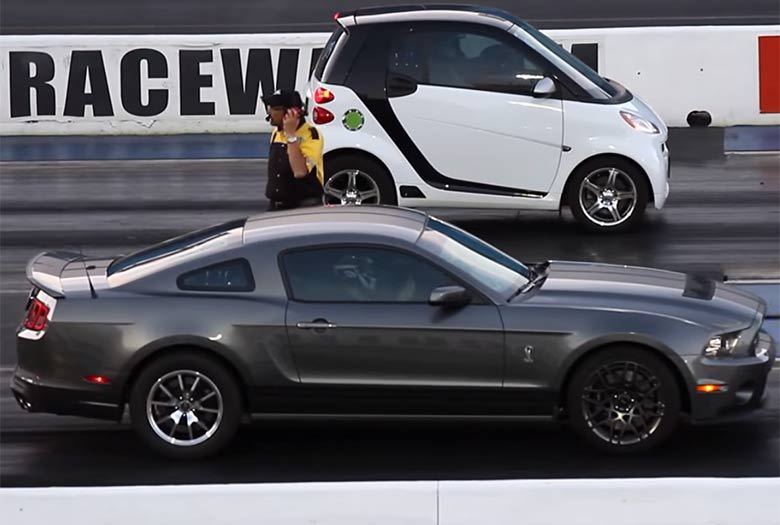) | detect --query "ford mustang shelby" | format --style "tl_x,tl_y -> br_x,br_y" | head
12,207 -> 774,458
